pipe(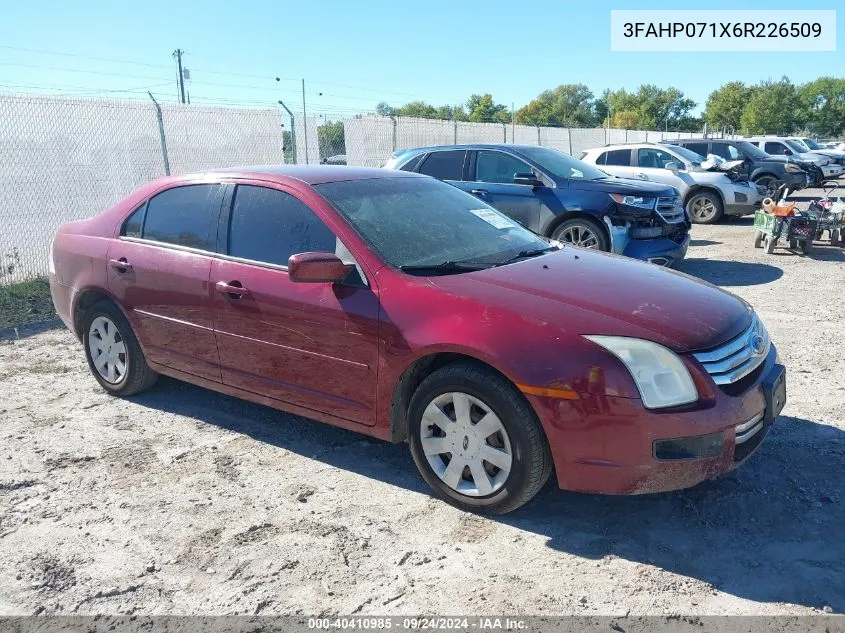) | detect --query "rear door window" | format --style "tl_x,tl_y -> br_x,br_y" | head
684,142 -> 709,156
602,149 -> 632,166
141,184 -> 221,250
417,150 -> 466,181
227,185 -> 339,267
